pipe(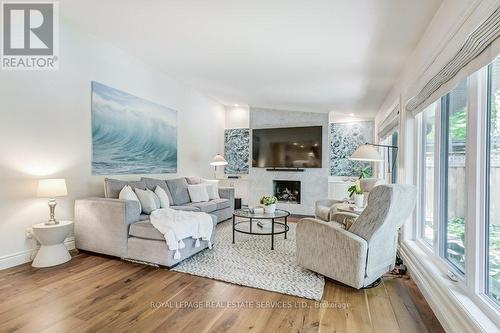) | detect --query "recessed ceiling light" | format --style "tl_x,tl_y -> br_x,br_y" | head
234,104 -> 239,107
